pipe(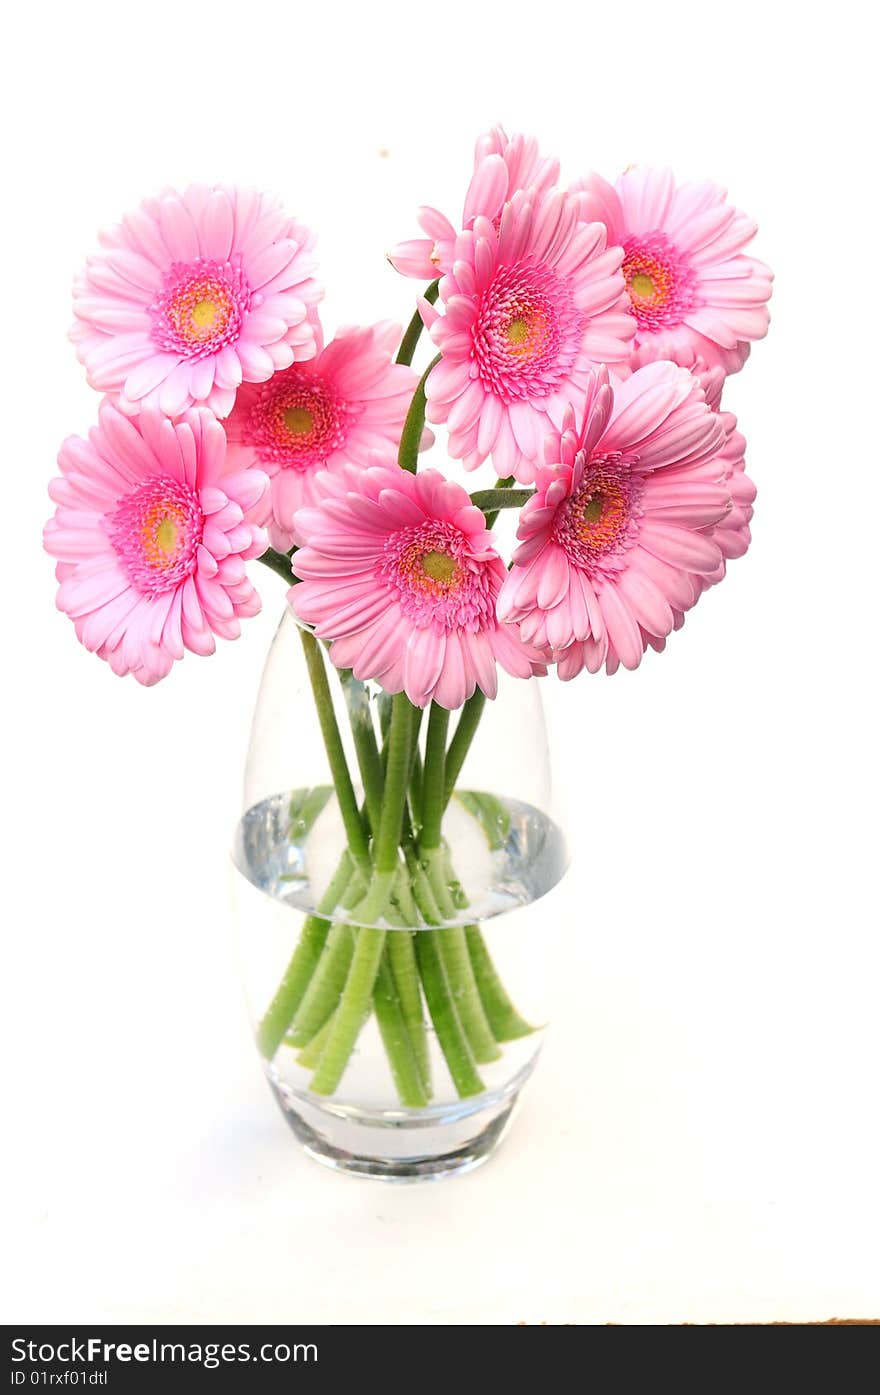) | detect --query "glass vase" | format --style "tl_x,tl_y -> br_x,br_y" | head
232,606 -> 568,1179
